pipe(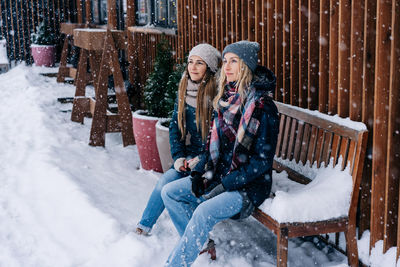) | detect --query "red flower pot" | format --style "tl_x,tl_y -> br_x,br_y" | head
132,110 -> 163,173
31,45 -> 56,67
